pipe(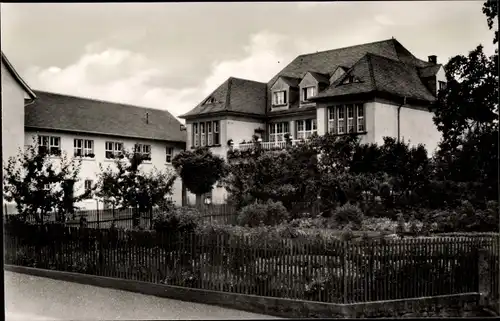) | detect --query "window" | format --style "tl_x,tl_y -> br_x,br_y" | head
200,123 -> 206,147
213,121 -> 220,145
166,147 -> 173,163
356,104 -> 365,132
347,104 -> 355,133
193,123 -> 199,147
74,139 -> 94,157
269,122 -> 289,142
38,135 -> 61,156
302,86 -> 316,102
328,104 -> 365,134
105,141 -> 123,159
337,107 -> 345,134
272,91 -> 287,105
135,143 -> 152,160
207,121 -> 213,146
328,107 -> 336,133
84,180 -> 92,192
192,121 -> 220,148
438,81 -> 447,91
296,119 -> 317,139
